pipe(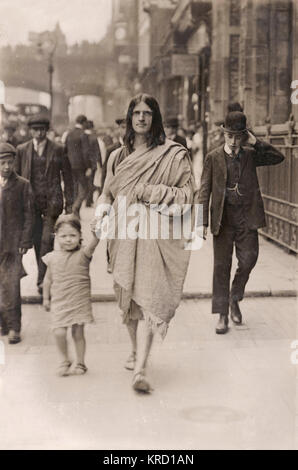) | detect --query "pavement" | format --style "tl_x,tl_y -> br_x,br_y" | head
21,205 -> 298,301
0,297 -> 297,450
1,206 -> 297,450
